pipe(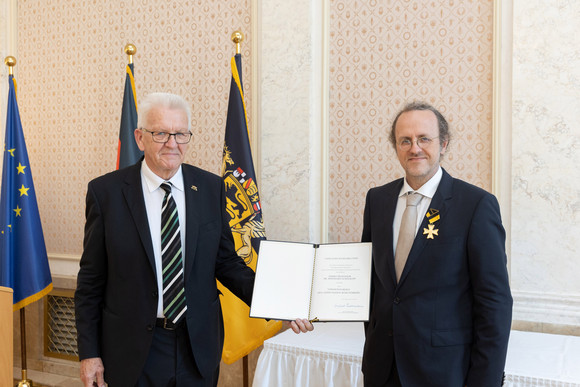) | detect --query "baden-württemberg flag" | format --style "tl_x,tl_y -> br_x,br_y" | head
0,75 -> 52,310
116,62 -> 141,169
219,54 -> 281,364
